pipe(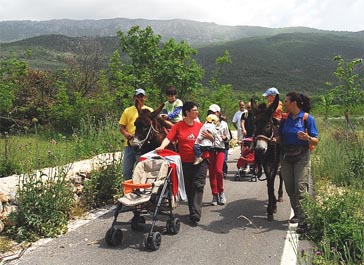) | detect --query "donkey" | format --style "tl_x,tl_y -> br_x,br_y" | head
251,94 -> 284,221
131,103 -> 174,154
